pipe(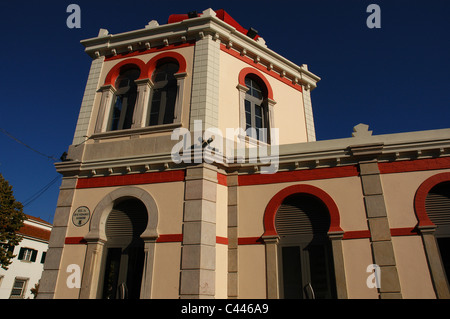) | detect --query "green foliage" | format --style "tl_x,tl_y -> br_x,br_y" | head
0,173 -> 27,270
